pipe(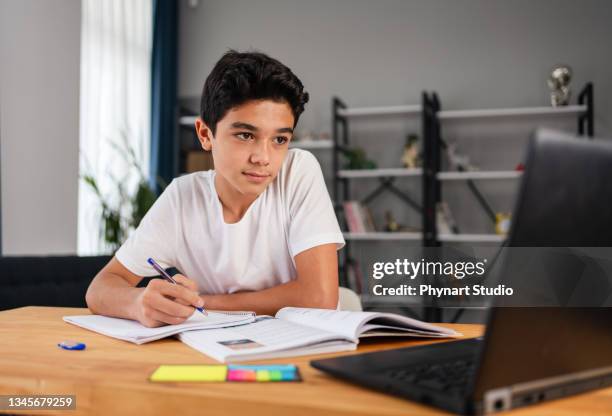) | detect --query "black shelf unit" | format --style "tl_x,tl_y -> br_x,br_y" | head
333,84 -> 594,321
422,82 -> 595,247
331,97 -> 425,289
421,83 -> 594,322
